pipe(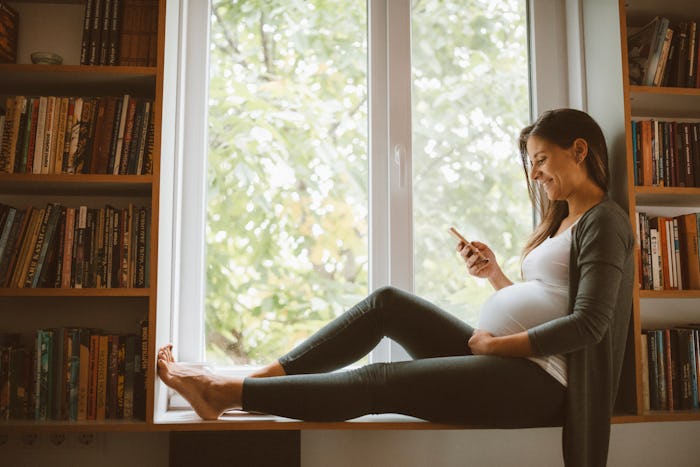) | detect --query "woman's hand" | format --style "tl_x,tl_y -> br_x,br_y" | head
467,329 -> 497,355
457,241 -> 495,278
468,329 -> 534,357
456,241 -> 512,290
